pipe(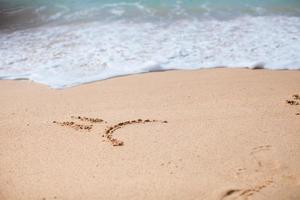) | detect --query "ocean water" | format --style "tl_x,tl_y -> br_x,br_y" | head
0,0 -> 300,88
